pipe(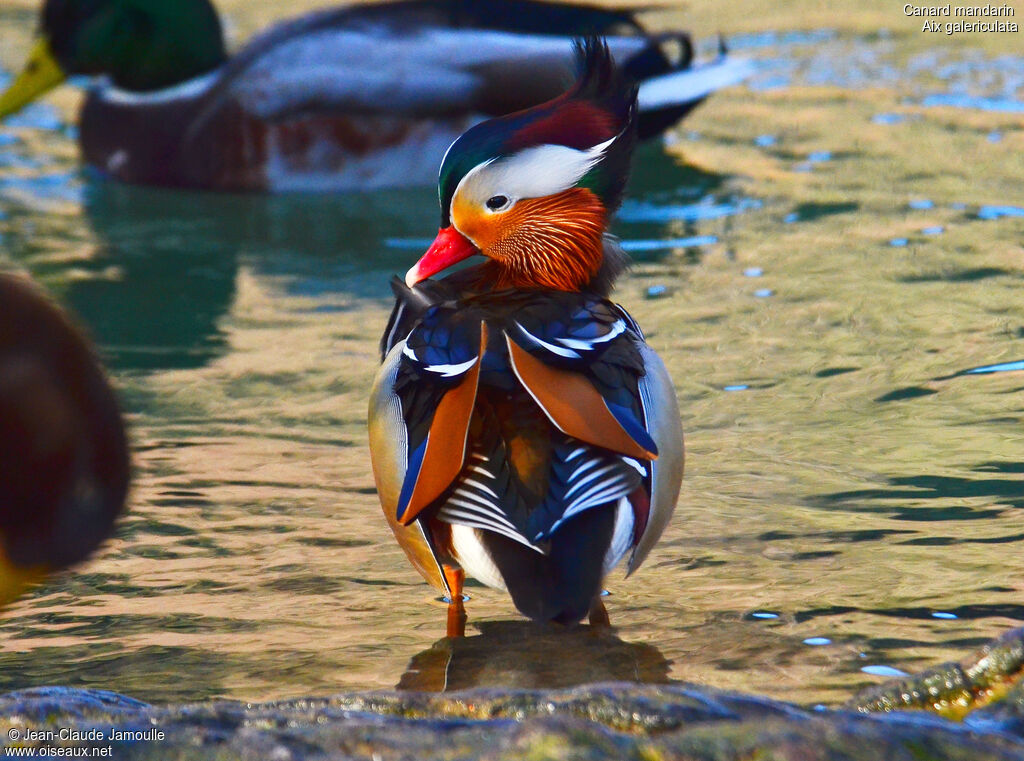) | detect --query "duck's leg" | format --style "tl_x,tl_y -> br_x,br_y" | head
588,596 -> 610,627
443,564 -> 466,638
